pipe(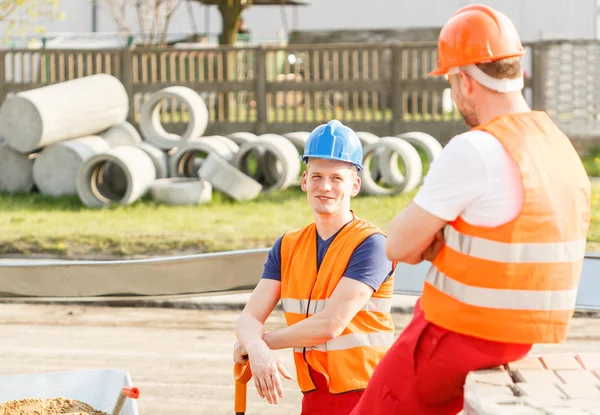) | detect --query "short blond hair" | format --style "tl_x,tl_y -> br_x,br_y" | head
475,56 -> 522,79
